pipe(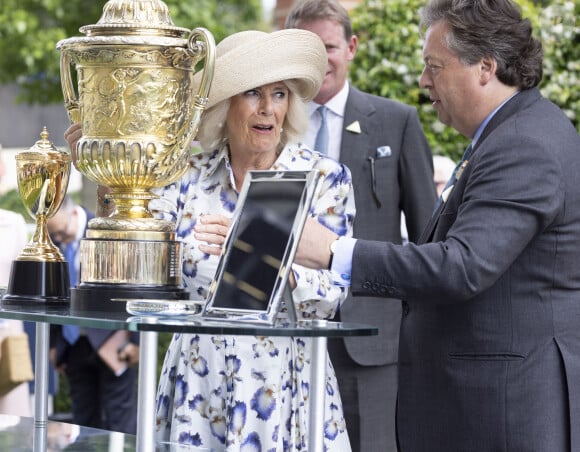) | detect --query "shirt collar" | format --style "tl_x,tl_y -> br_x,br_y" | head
204,146 -> 230,178
309,81 -> 350,118
473,91 -> 520,147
